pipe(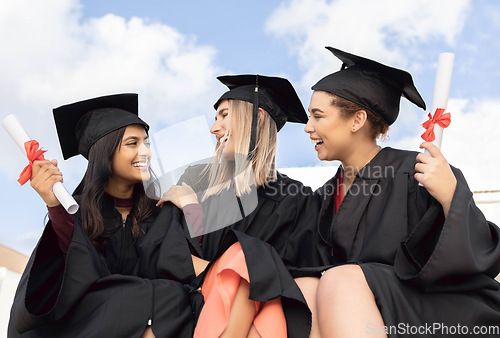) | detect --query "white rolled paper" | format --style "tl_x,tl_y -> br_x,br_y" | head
2,114 -> 79,214
425,52 -> 454,152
